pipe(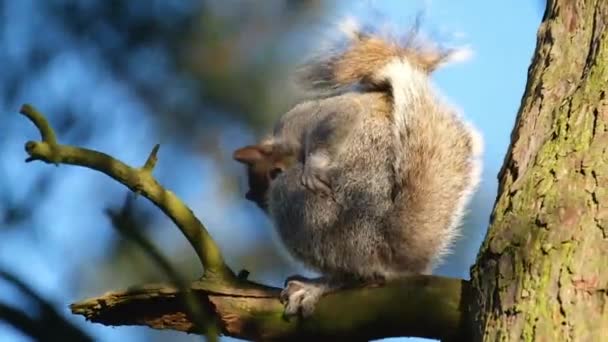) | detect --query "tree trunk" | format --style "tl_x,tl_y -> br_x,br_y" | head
470,0 -> 608,340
